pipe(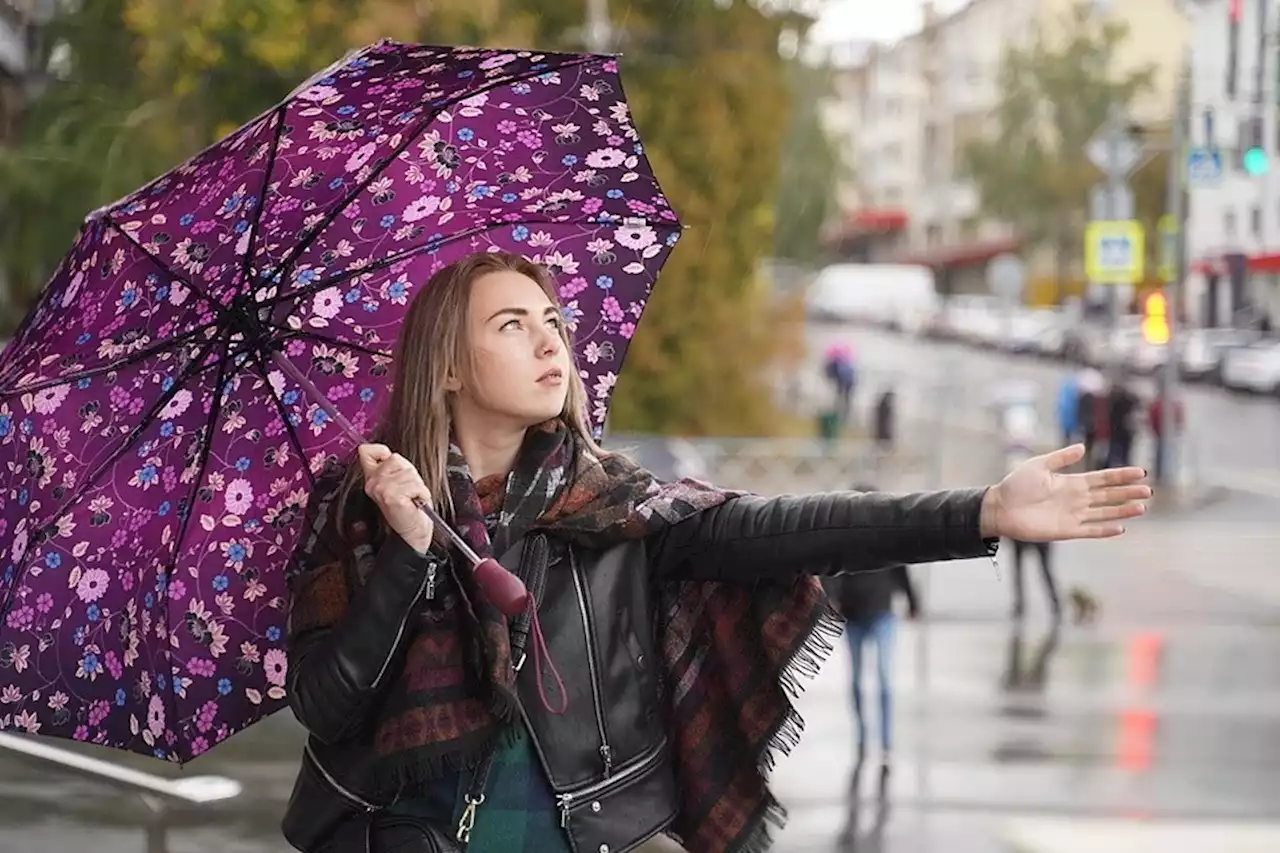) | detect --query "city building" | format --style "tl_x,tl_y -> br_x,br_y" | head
820,0 -> 1190,300
1184,0 -> 1280,330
